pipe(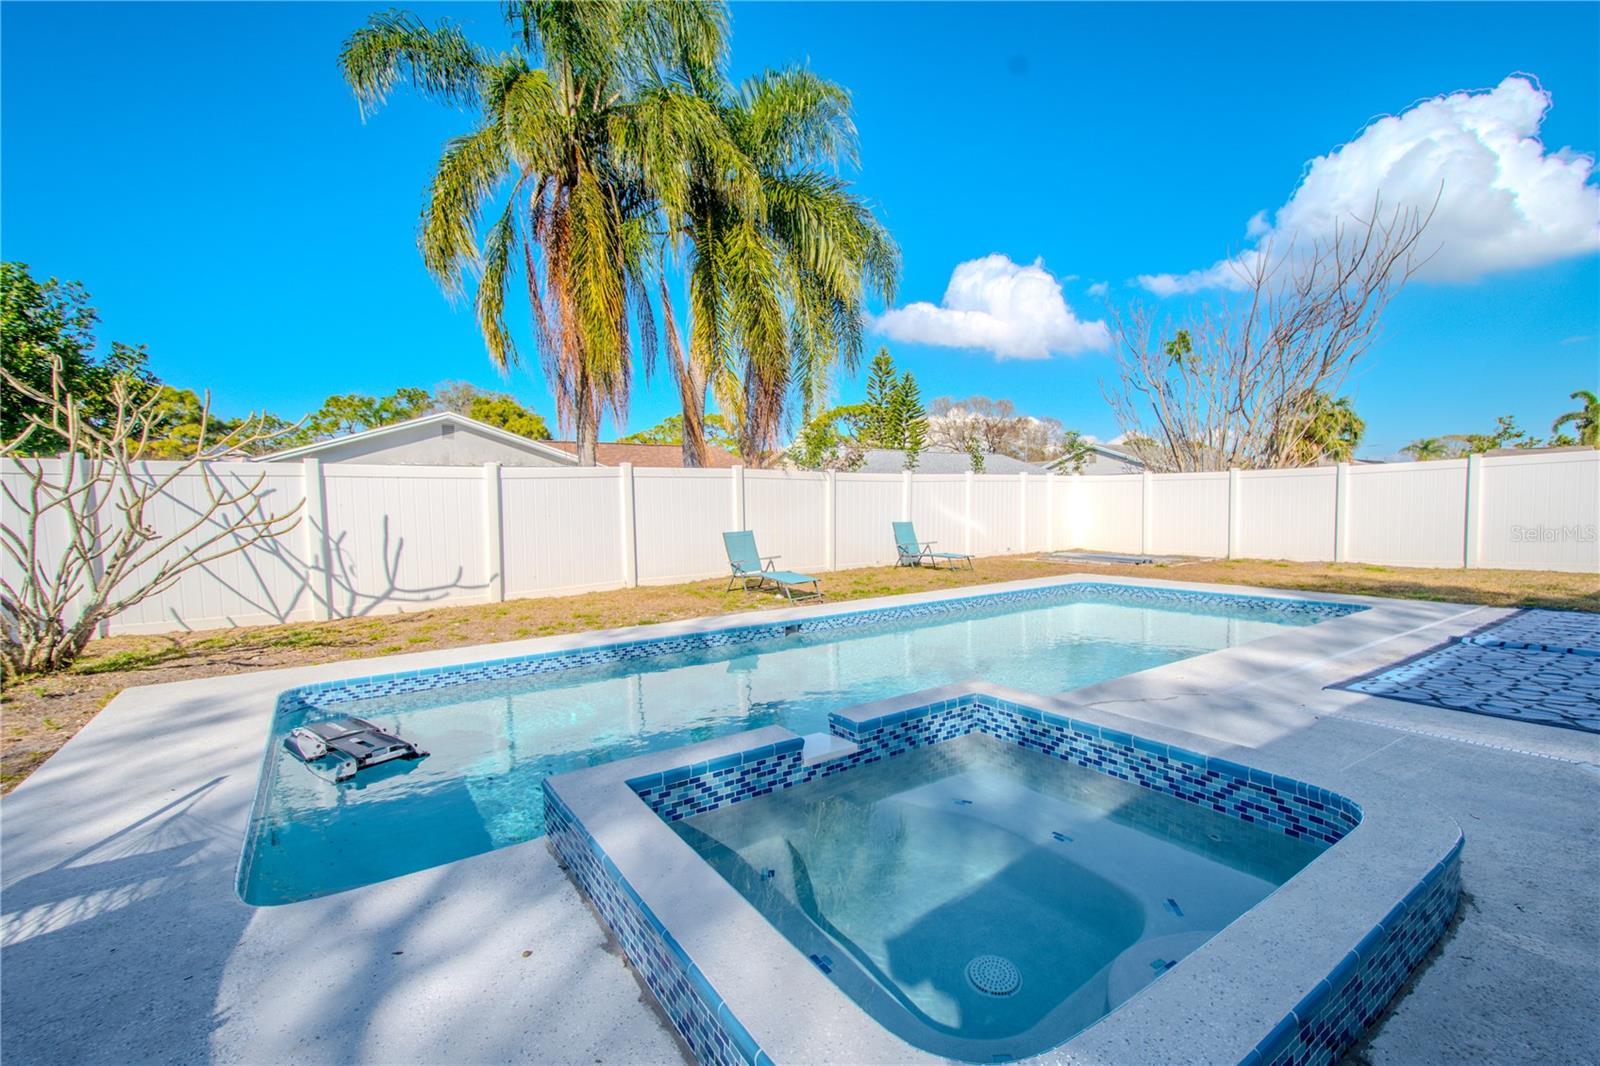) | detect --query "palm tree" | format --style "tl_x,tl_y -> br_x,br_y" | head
1279,391 -> 1364,465
1551,389 -> 1600,447
661,68 -> 899,466
1402,437 -> 1457,461
339,3 -> 739,465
